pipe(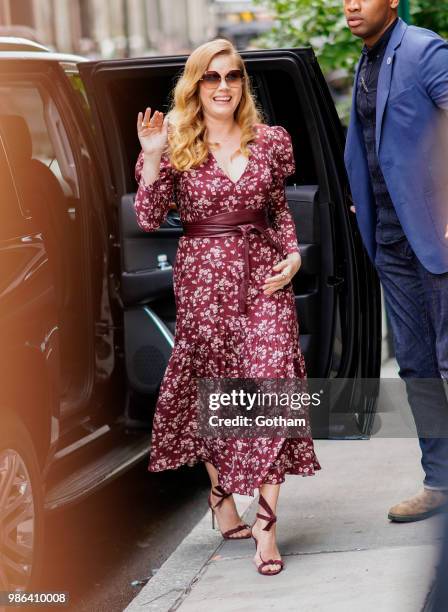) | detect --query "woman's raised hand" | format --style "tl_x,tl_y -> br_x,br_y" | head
137,107 -> 169,156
